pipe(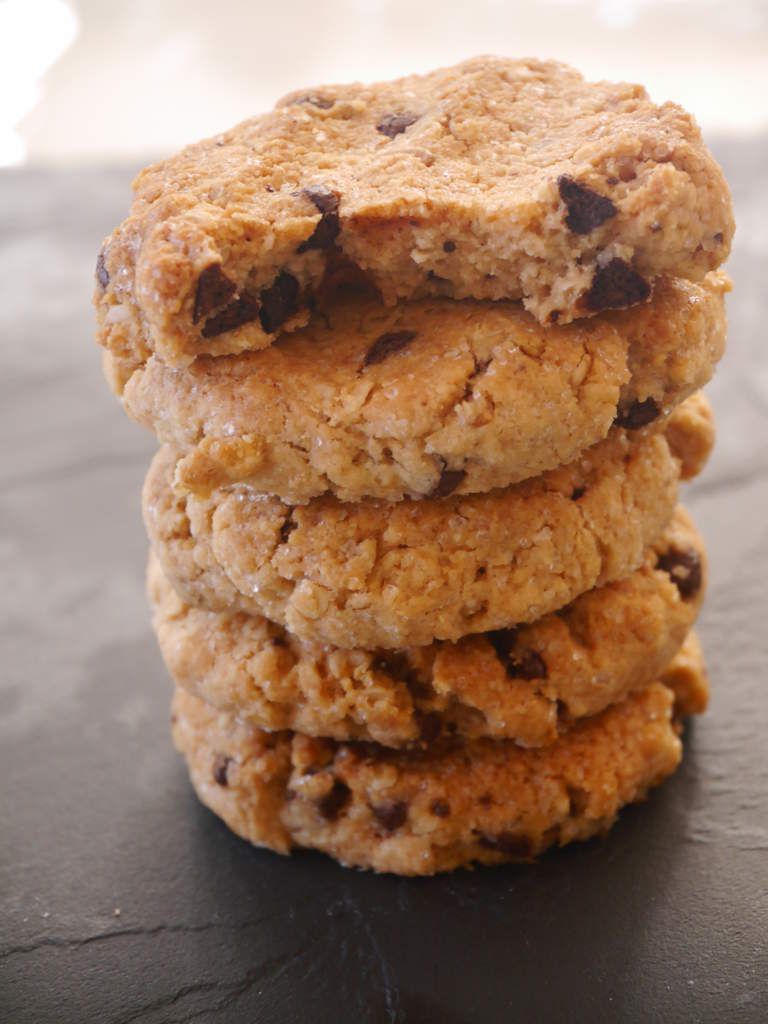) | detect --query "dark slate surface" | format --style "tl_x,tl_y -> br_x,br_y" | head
1,142 -> 767,1024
